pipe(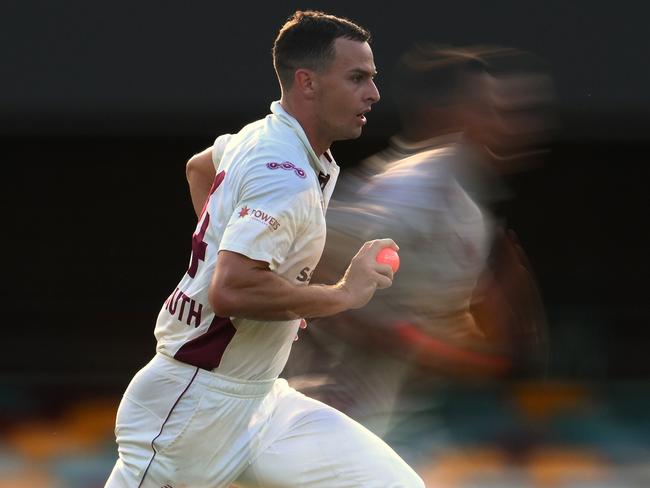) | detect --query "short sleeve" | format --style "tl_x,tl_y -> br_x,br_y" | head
218,159 -> 314,270
212,134 -> 233,171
